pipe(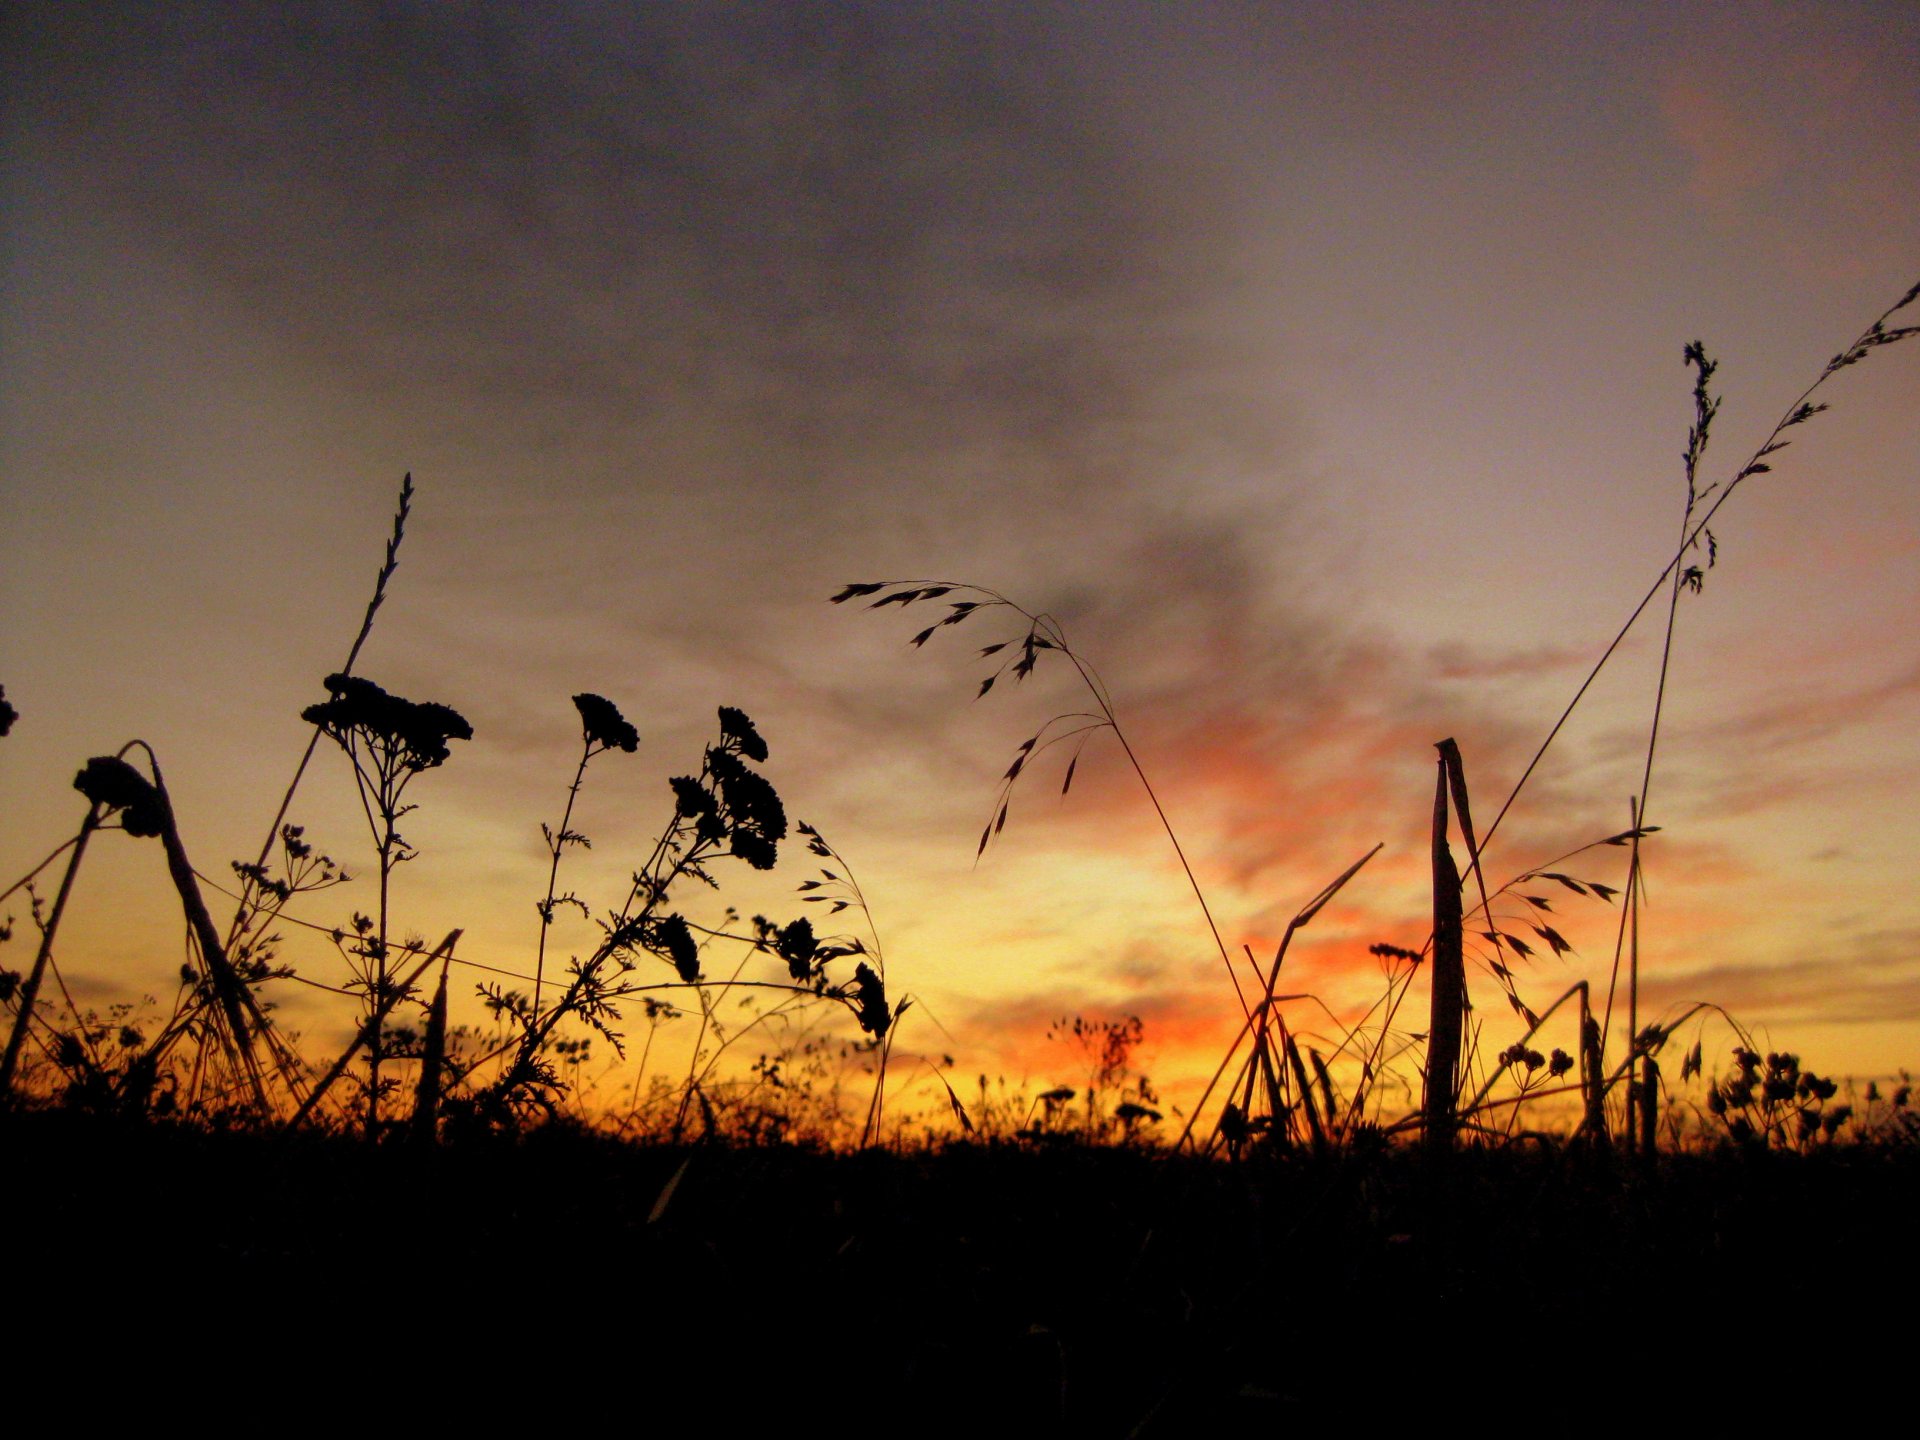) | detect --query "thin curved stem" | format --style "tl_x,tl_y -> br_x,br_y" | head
1477,288 -> 1919,867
